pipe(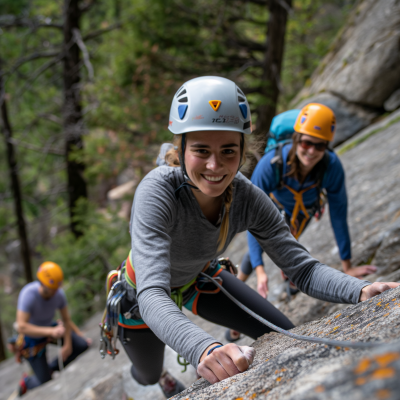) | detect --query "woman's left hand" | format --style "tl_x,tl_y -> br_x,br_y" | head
359,282 -> 400,302
198,343 -> 255,384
